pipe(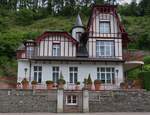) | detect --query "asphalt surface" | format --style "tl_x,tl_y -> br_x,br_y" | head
0,113 -> 150,115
